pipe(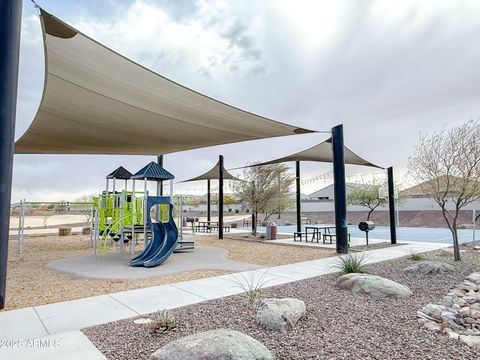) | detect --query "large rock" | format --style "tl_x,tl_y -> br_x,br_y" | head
459,335 -> 480,348
466,273 -> 480,284
257,298 -> 306,331
336,273 -> 413,299
149,329 -> 273,360
404,261 -> 454,275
